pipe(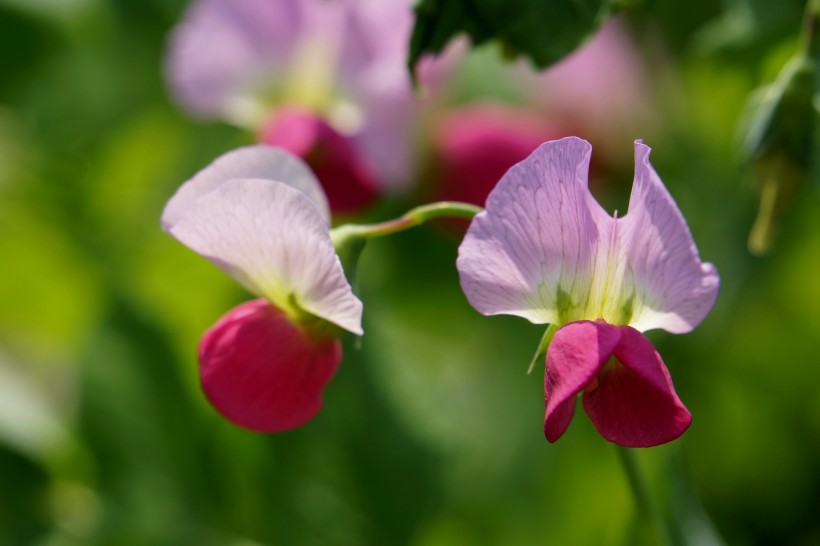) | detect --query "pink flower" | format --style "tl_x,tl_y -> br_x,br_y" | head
165,0 -> 426,213
457,137 -> 719,447
430,103 -> 568,207
528,20 -> 654,162
162,146 -> 362,431
260,108 -> 379,215
426,22 -> 649,210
